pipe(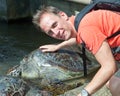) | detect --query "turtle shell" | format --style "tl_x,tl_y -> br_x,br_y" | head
7,46 -> 99,95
